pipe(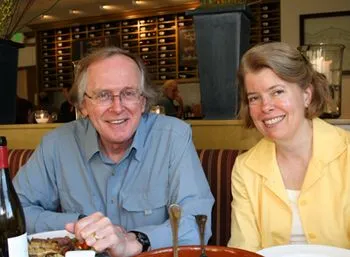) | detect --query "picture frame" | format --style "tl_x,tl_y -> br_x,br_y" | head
300,11 -> 350,75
